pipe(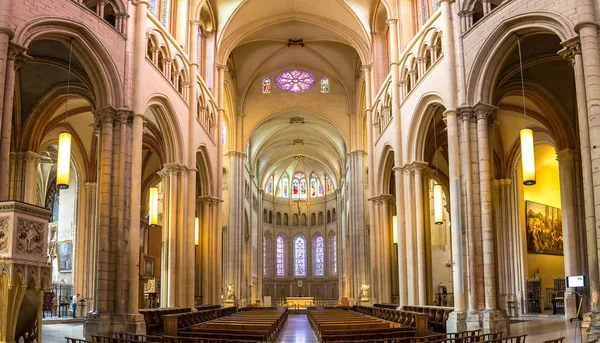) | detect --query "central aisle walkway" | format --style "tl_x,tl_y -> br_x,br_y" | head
277,314 -> 319,343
